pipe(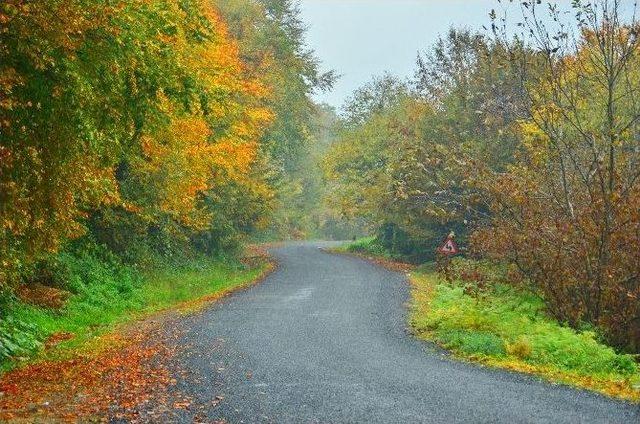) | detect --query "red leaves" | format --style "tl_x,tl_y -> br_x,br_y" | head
43,332 -> 75,350
16,284 -> 71,310
0,319 -> 181,422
